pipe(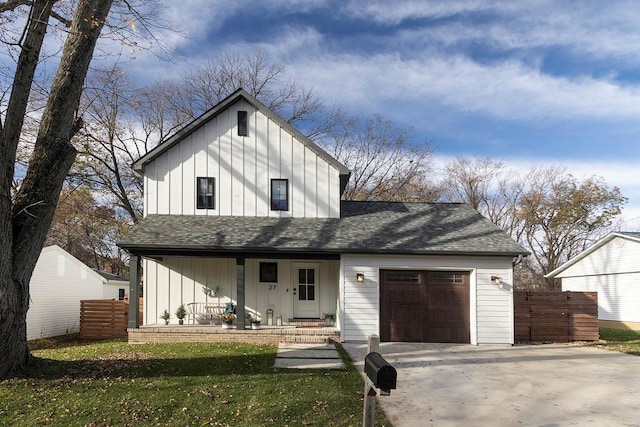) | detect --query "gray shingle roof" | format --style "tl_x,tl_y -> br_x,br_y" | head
118,201 -> 528,257
94,270 -> 128,282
